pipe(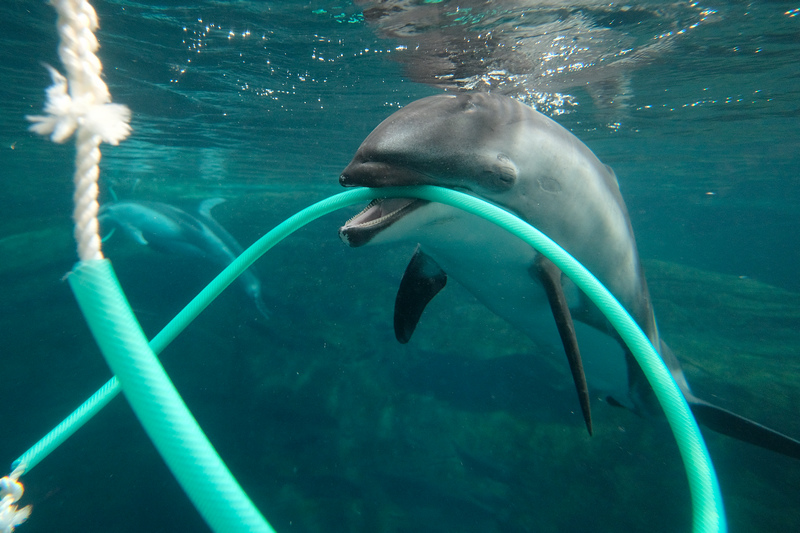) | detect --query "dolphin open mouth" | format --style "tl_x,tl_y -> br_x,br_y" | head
339,197 -> 425,247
